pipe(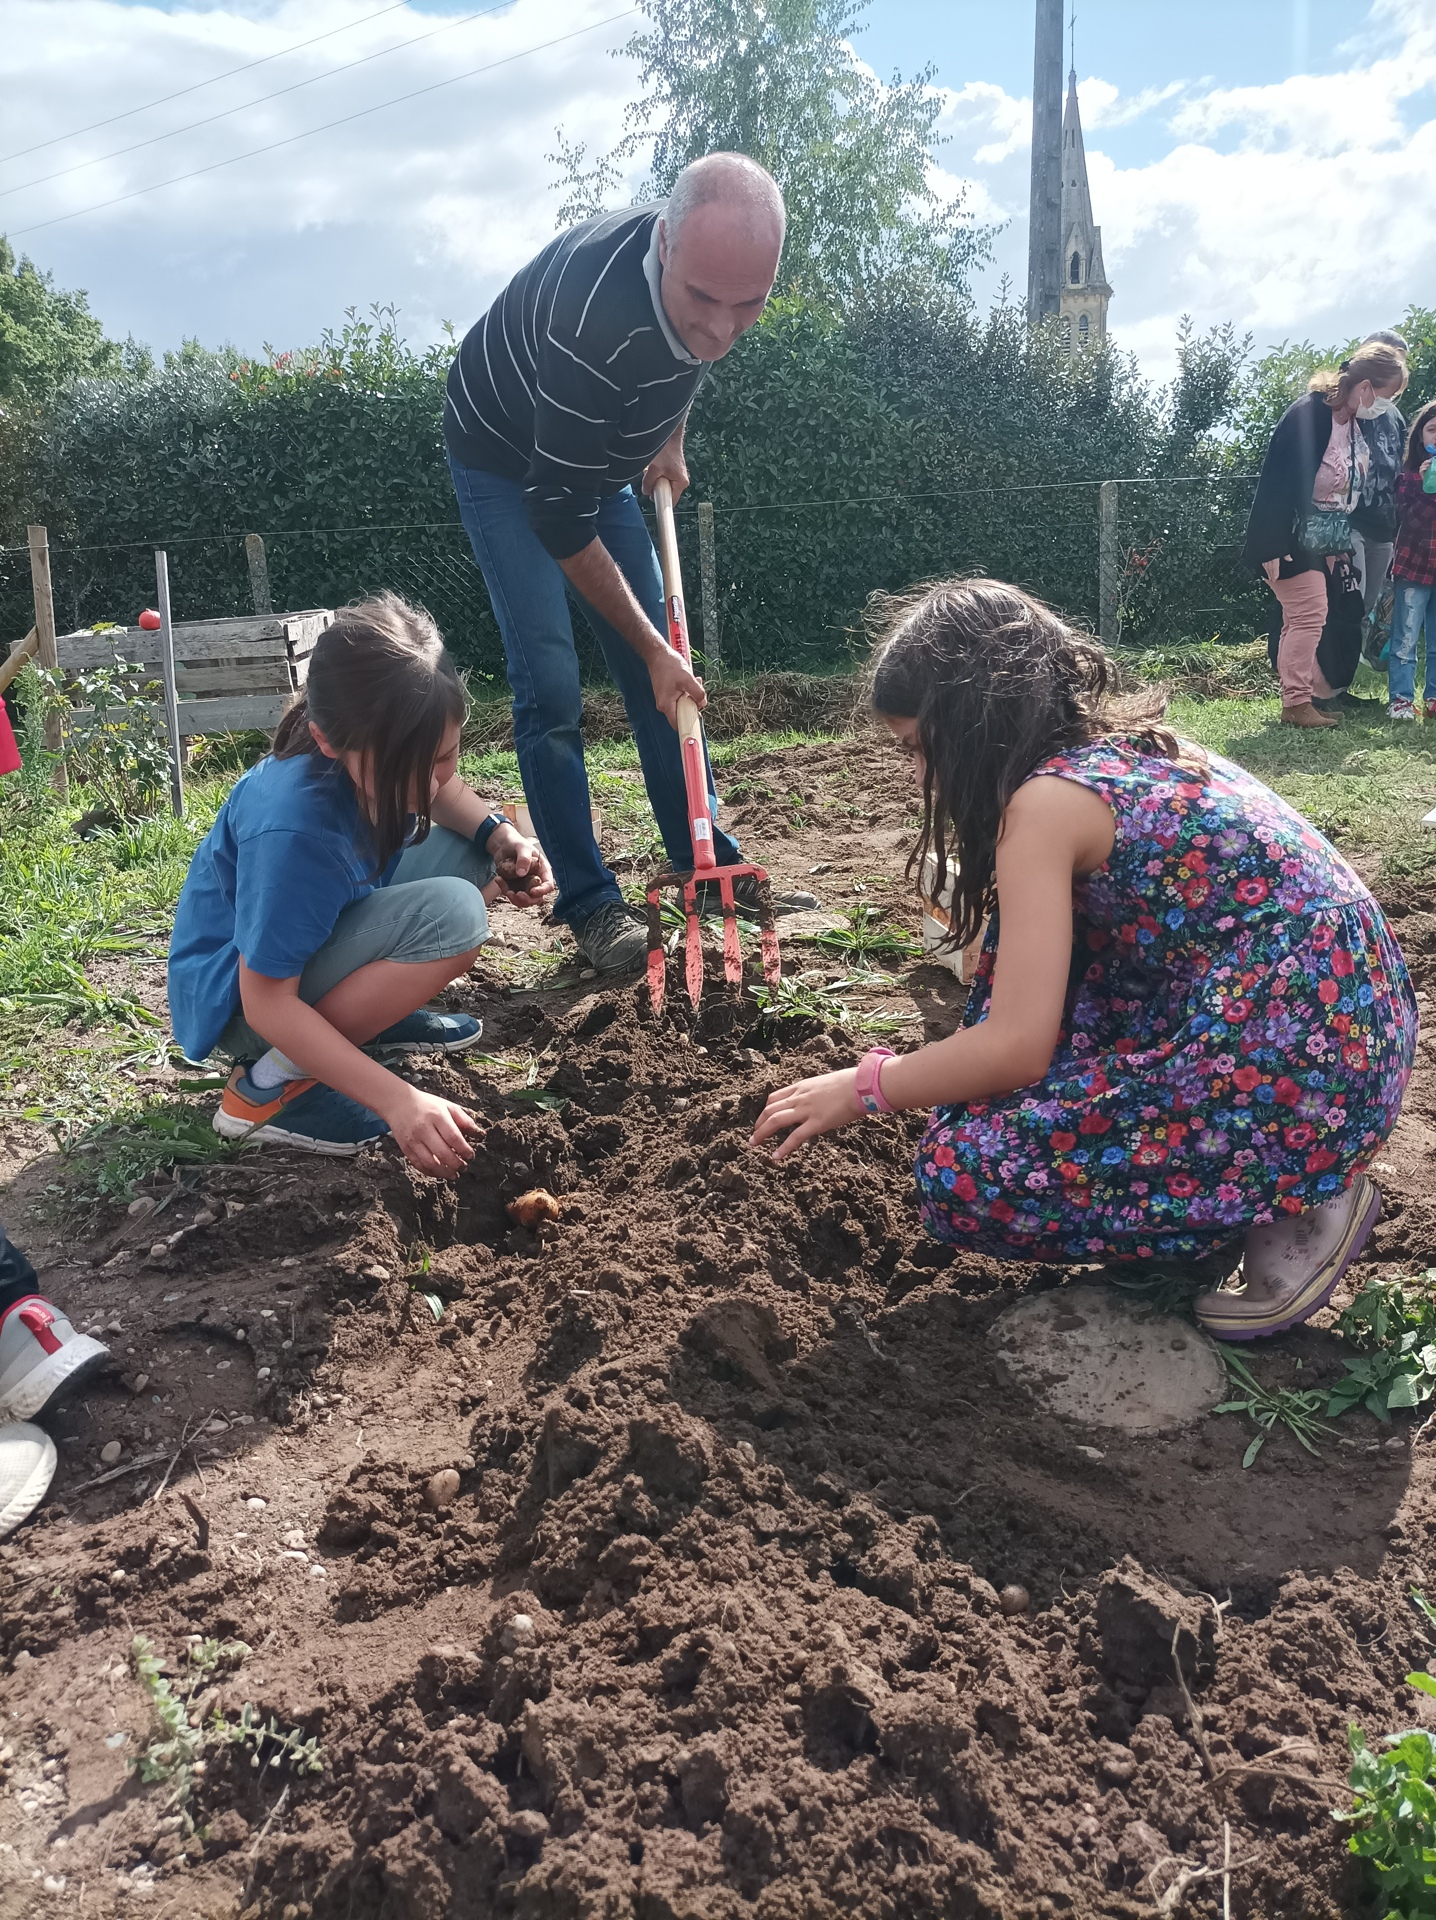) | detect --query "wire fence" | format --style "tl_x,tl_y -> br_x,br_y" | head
0,469 -> 1266,692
